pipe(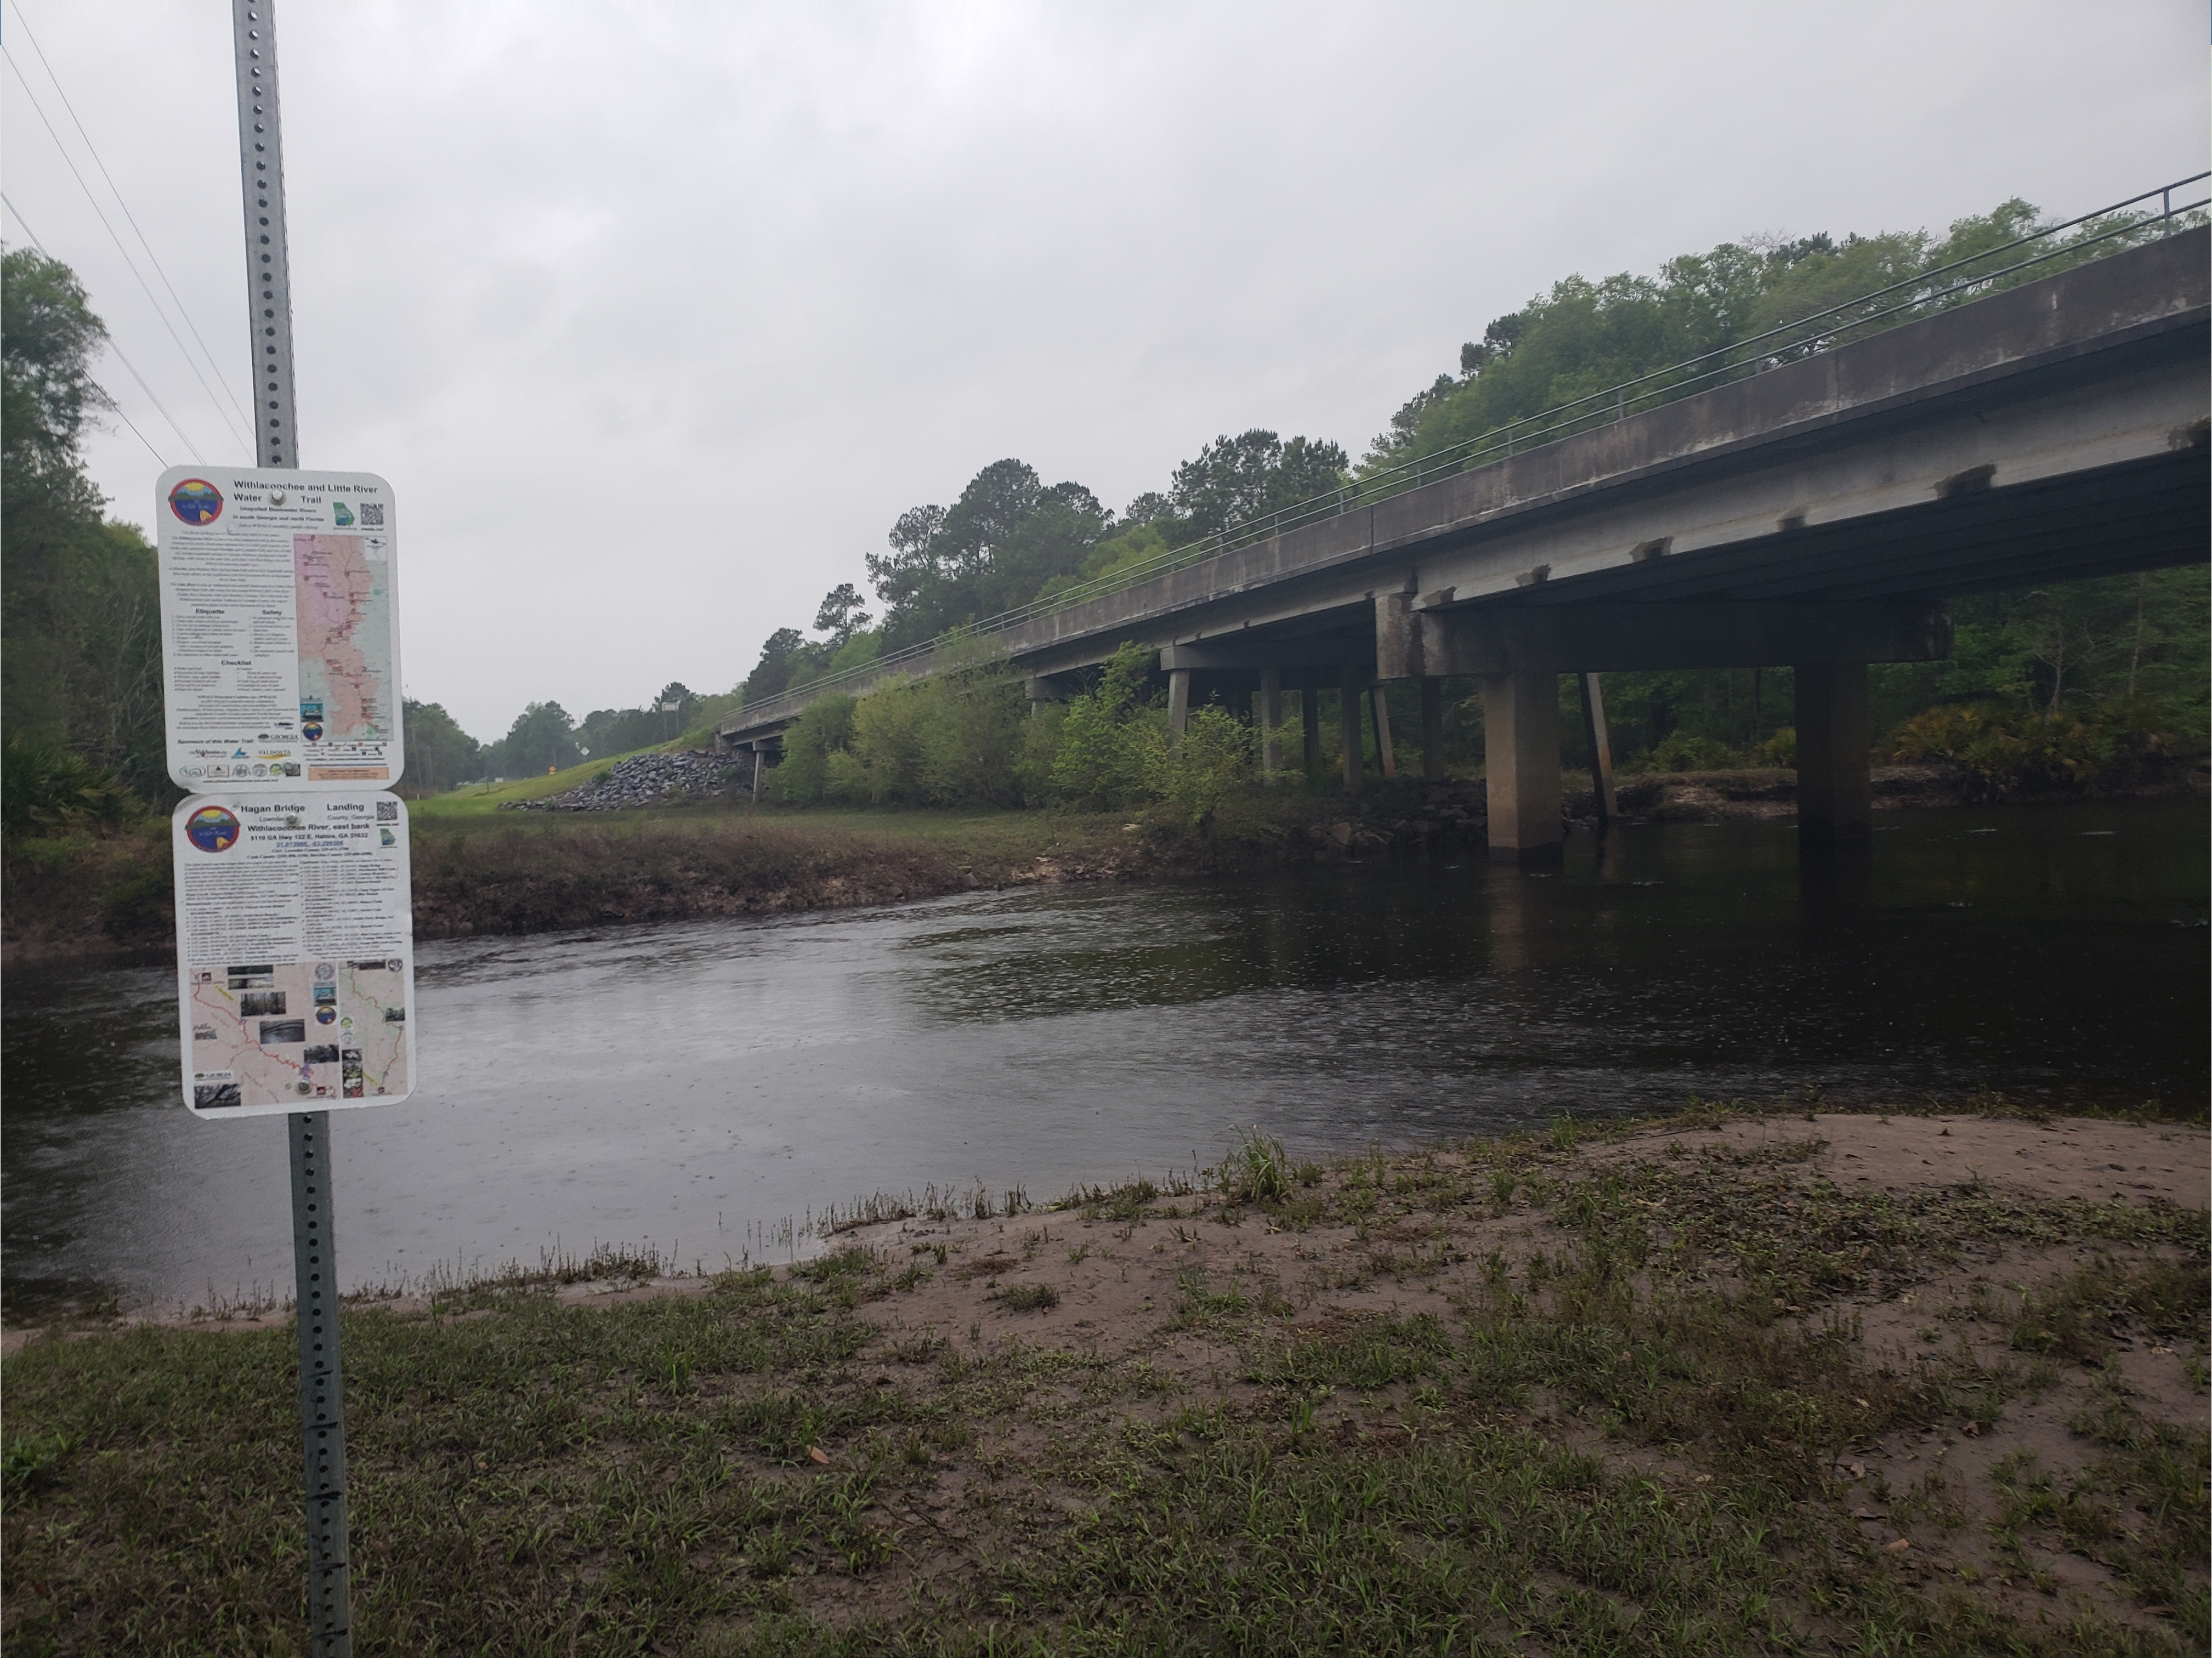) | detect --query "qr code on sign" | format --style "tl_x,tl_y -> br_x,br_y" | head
376,799 -> 398,821
359,503 -> 385,526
